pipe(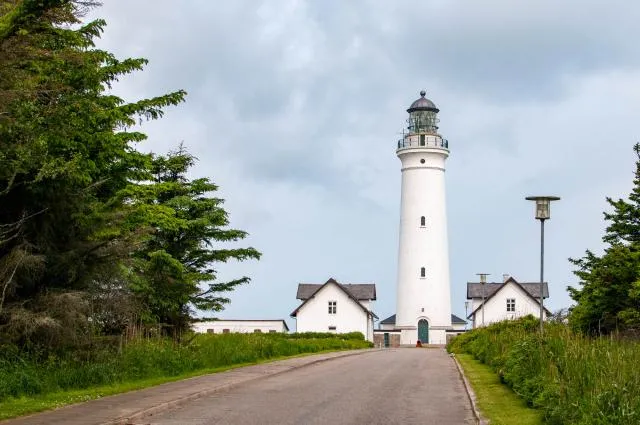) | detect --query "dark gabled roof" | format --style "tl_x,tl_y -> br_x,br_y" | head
290,278 -> 378,319
296,282 -> 376,301
467,277 -> 548,299
468,278 -> 552,318
379,313 -> 466,325
380,314 -> 396,325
